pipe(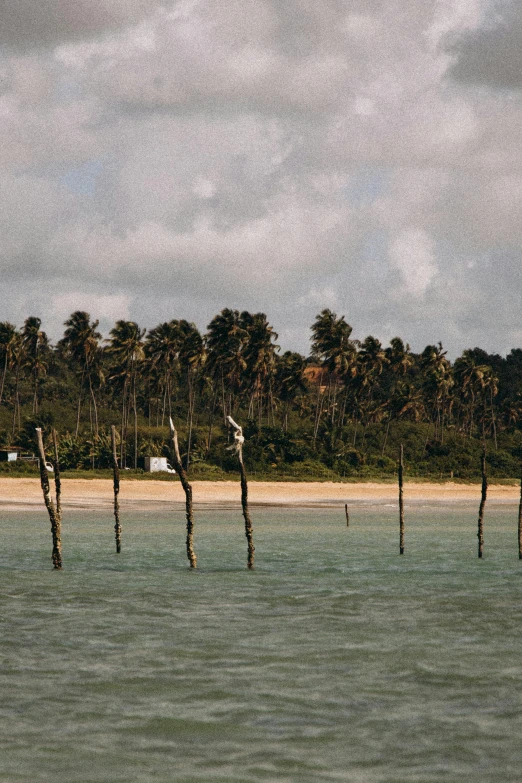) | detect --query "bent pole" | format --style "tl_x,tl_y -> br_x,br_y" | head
36,427 -> 62,570
227,416 -> 255,570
